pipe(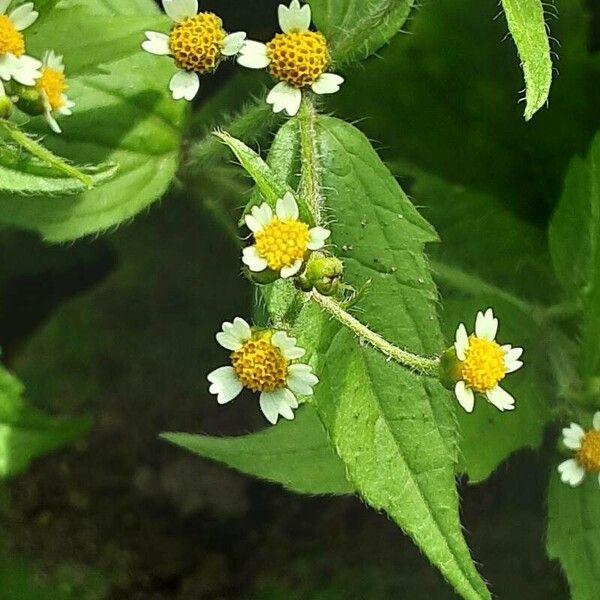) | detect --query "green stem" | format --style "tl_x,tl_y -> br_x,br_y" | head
0,120 -> 93,189
310,291 -> 440,376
